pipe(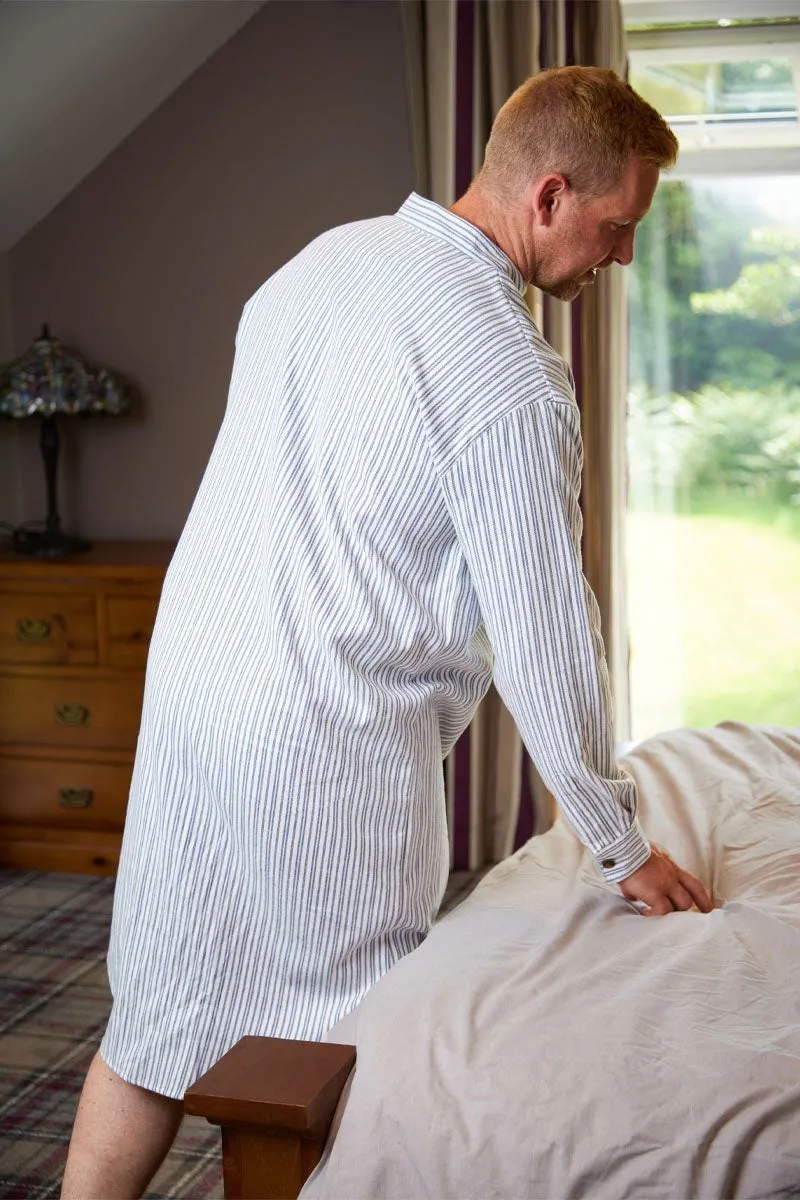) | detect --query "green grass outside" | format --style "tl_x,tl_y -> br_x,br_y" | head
686,490 -> 800,538
627,500 -> 800,740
